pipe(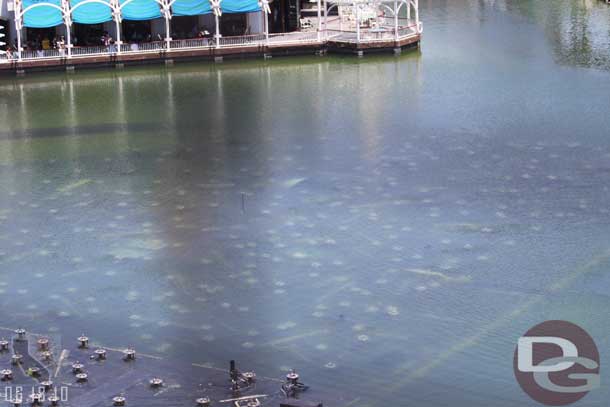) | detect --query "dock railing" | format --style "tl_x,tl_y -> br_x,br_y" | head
0,24 -> 419,63
218,33 -> 267,47
325,21 -> 420,44
268,31 -> 320,44
169,38 -> 212,49
0,31 -> 324,62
